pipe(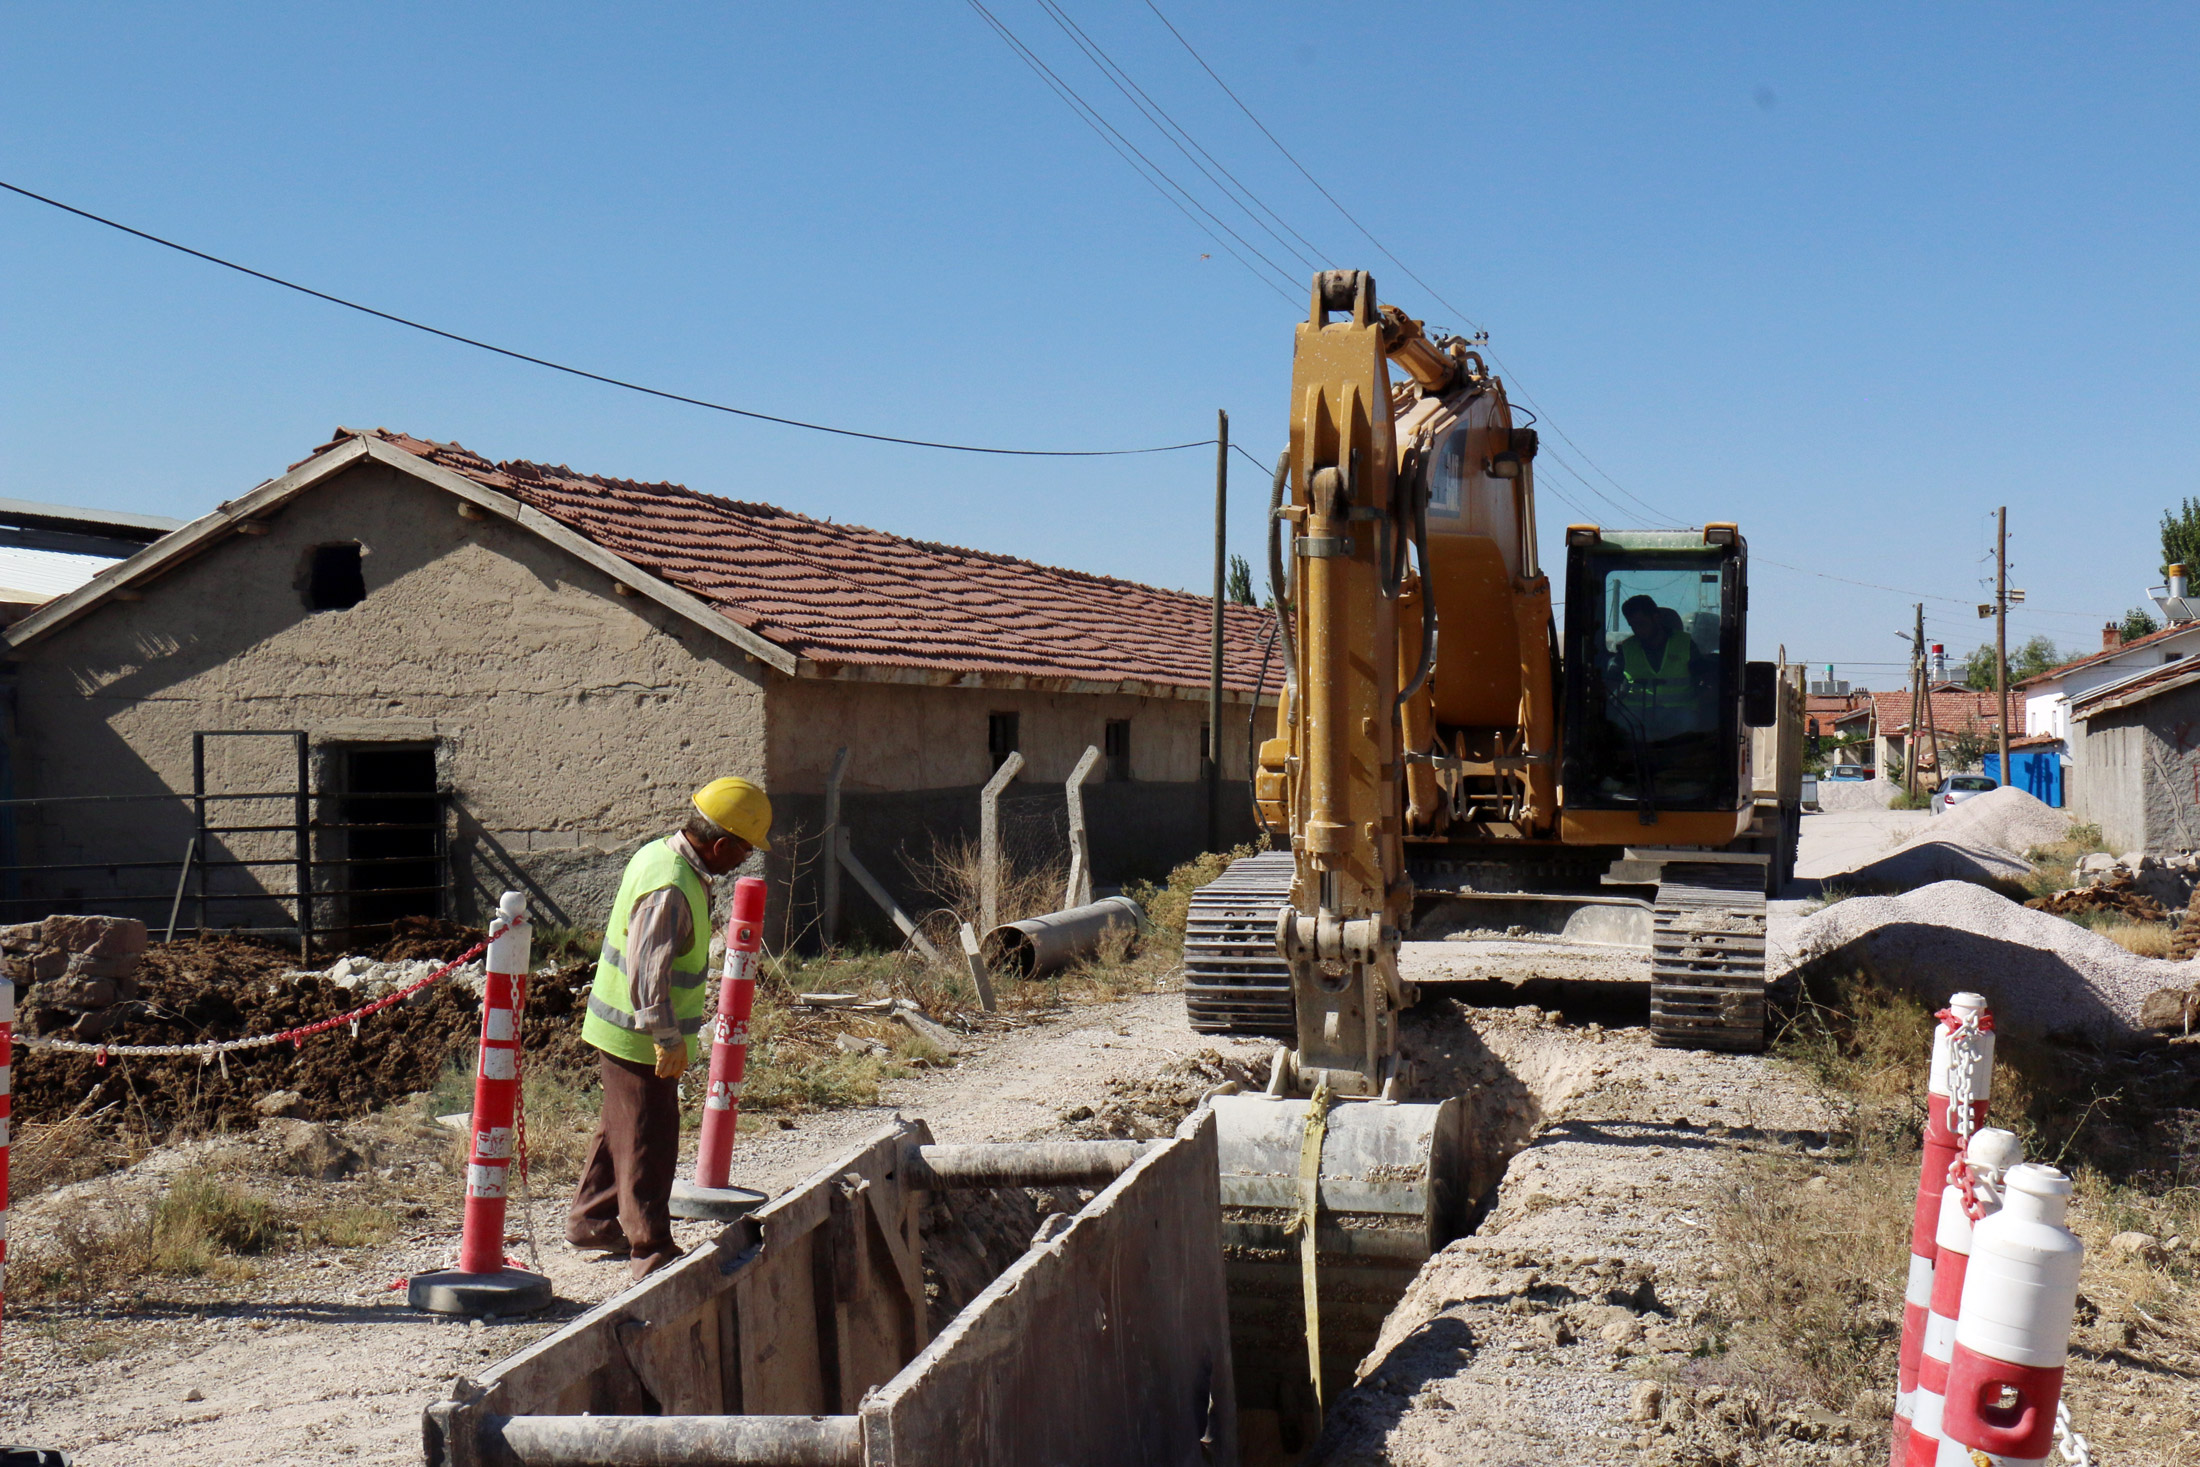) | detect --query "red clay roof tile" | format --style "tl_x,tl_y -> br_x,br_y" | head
335,429 -> 1279,695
